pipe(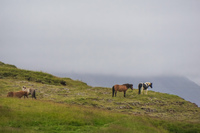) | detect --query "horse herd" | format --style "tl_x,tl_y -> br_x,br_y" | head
112,82 -> 153,97
6,82 -> 153,99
